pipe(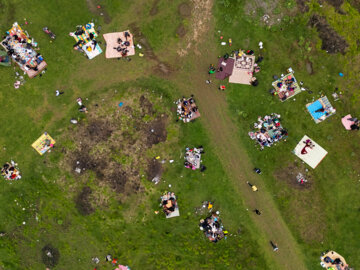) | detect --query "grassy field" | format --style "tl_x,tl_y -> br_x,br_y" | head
0,0 -> 360,269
